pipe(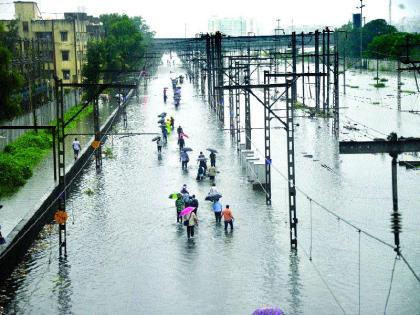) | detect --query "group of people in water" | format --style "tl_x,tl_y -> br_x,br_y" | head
175,183 -> 234,239
159,72 -> 234,239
